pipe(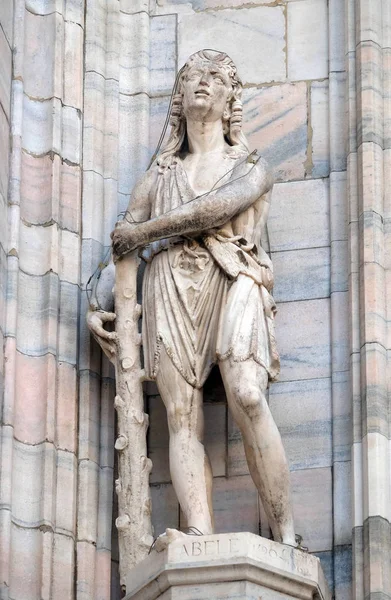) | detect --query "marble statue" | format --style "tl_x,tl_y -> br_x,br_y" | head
87,50 -> 297,579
